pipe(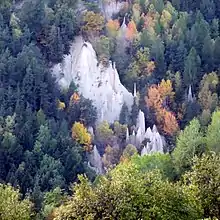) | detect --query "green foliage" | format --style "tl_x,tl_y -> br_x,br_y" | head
54,162 -> 202,220
0,184 -> 32,220
122,144 -> 138,160
127,47 -> 153,80
96,120 -> 114,146
119,102 -> 129,125
206,111 -> 220,152
132,153 -> 176,180
184,47 -> 201,86
2,0 -> 220,217
130,98 -> 139,126
184,153 -> 220,219
94,35 -> 110,66
68,96 -> 97,127
172,119 -> 205,175
42,187 -> 66,218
